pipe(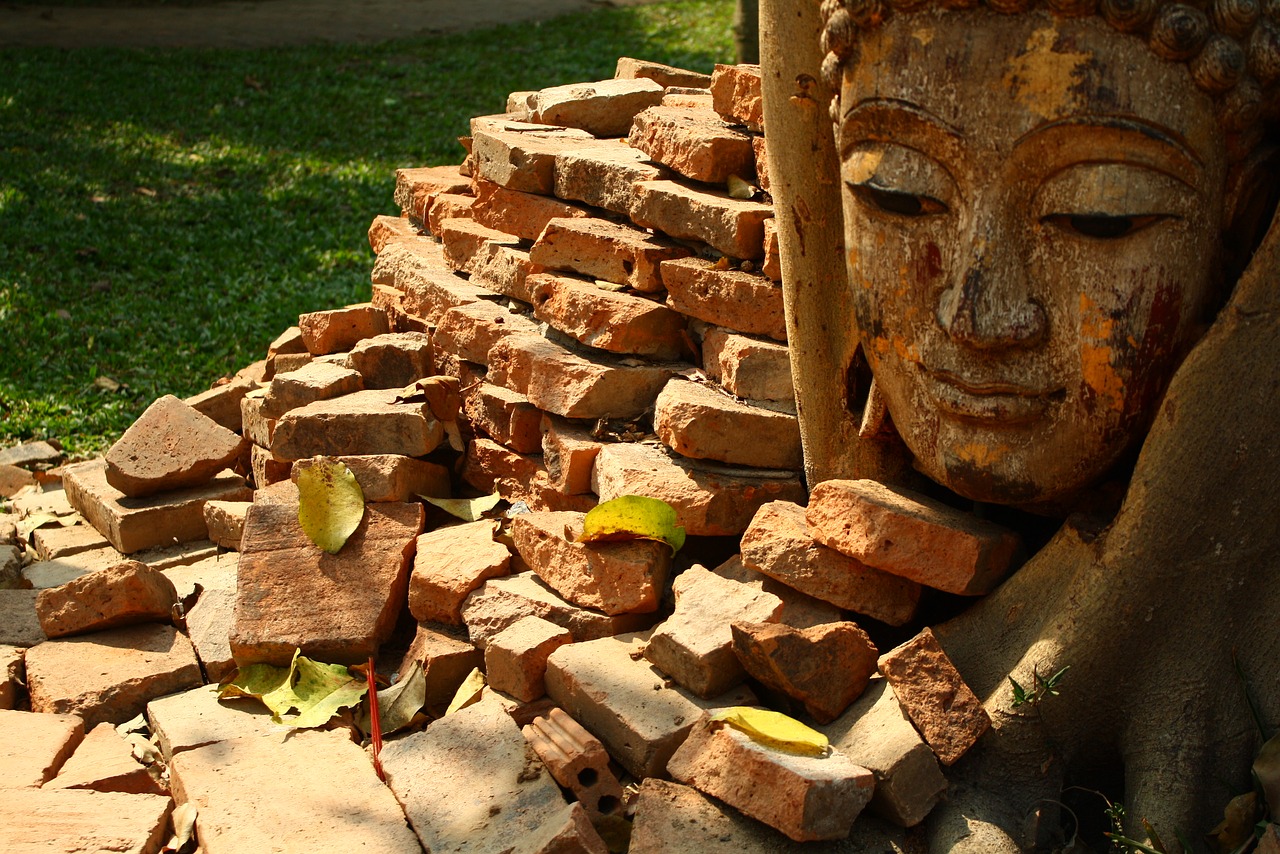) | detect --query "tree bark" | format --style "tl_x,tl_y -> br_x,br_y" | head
733,0 -> 760,65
